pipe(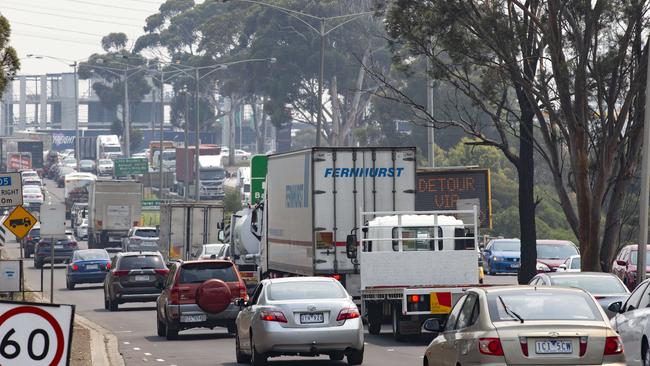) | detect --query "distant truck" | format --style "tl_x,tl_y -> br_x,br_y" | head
96,135 -> 122,160
175,145 -> 225,200
88,180 -> 143,249
158,202 -> 224,261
